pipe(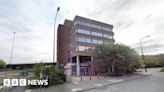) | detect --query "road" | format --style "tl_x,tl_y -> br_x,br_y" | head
8,87 -> 26,92
86,72 -> 164,92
